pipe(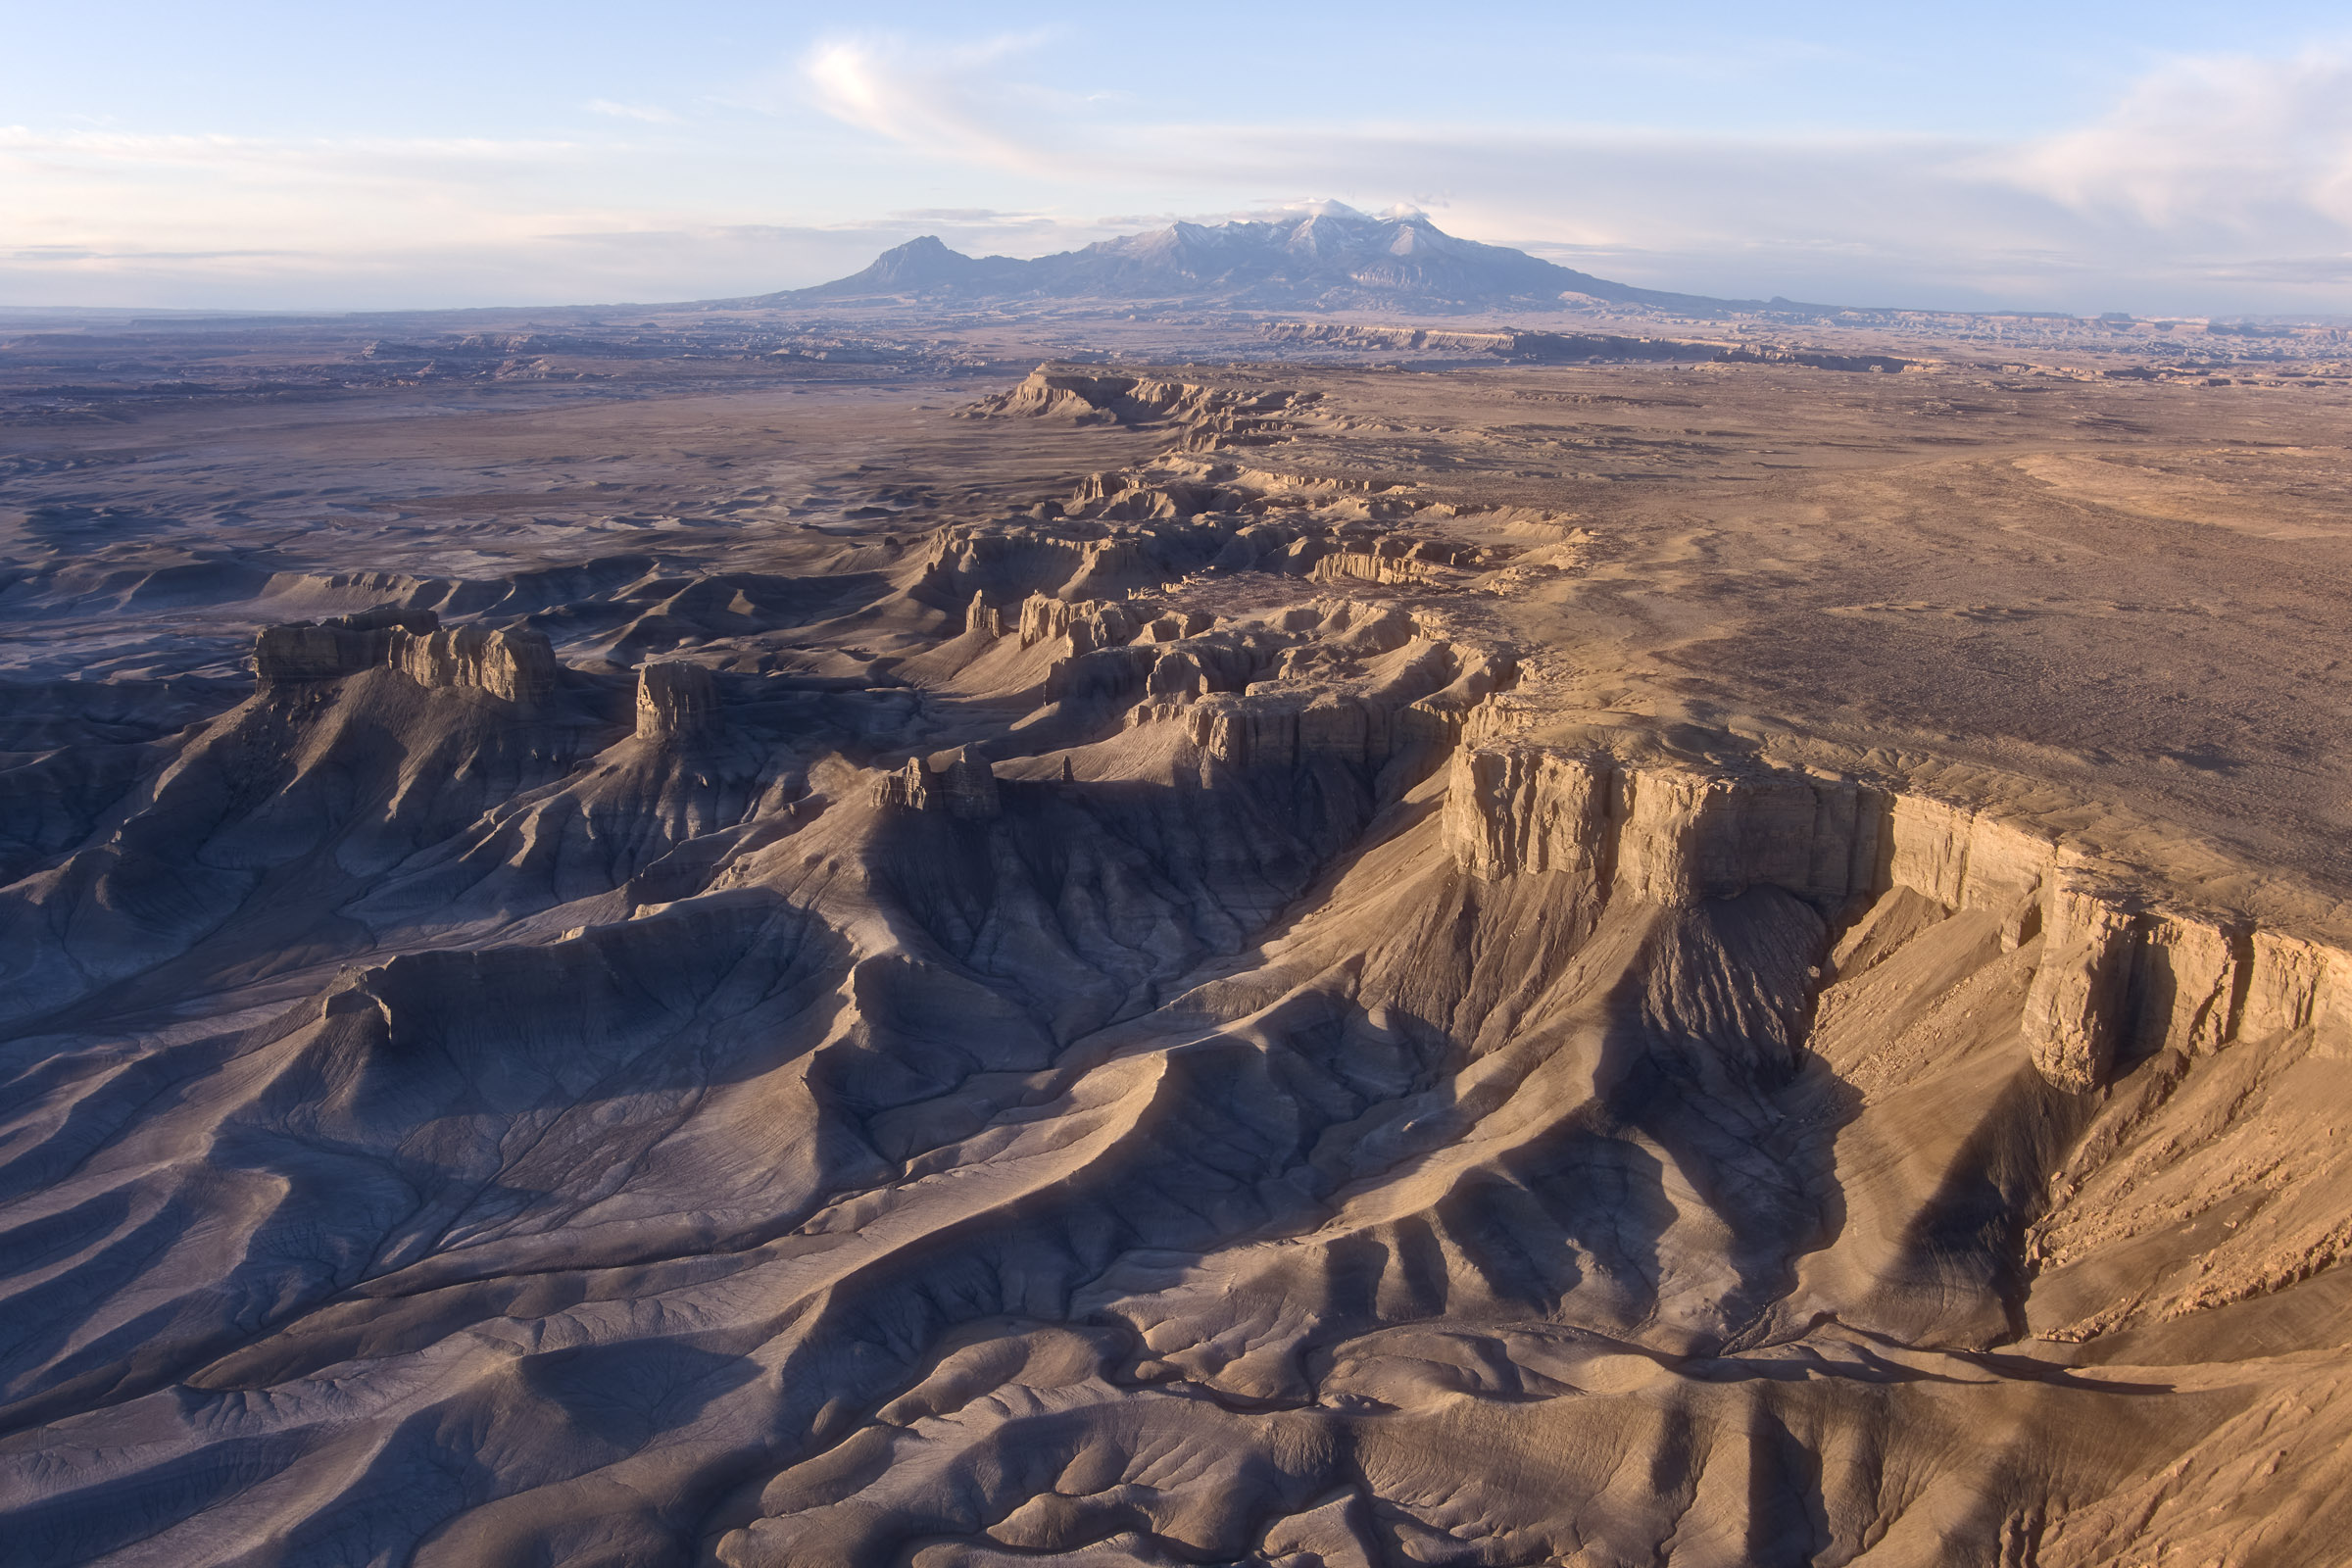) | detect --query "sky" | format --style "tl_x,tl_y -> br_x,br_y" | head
3,1 -> 2350,316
